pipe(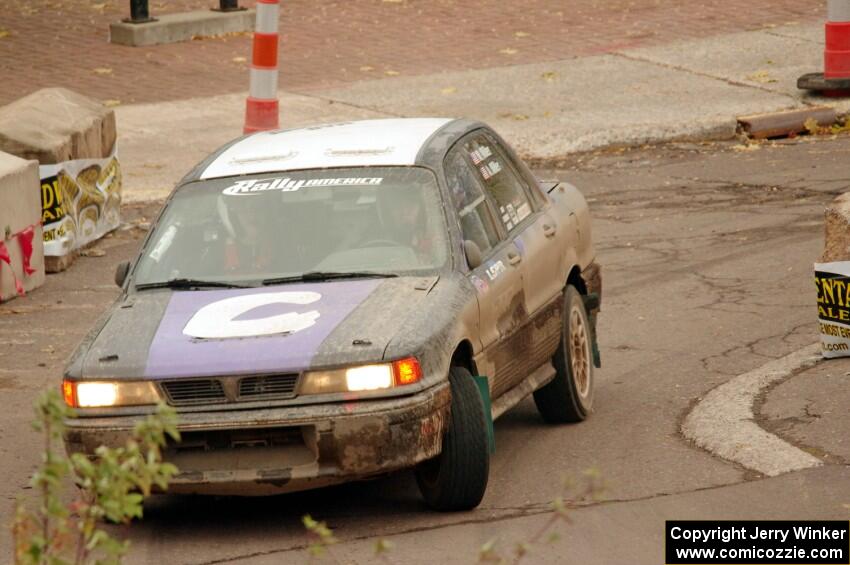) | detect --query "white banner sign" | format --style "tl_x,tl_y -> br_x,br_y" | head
38,146 -> 122,257
815,261 -> 850,358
